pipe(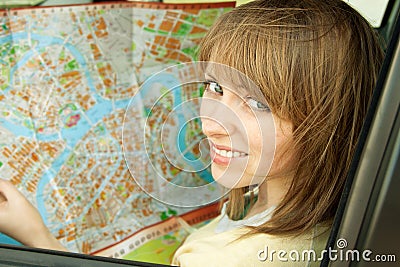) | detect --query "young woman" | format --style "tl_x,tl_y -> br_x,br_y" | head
0,0 -> 384,266
172,0 -> 384,265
